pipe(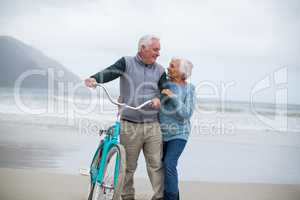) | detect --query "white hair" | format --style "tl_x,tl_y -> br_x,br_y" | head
173,57 -> 194,79
138,34 -> 160,52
